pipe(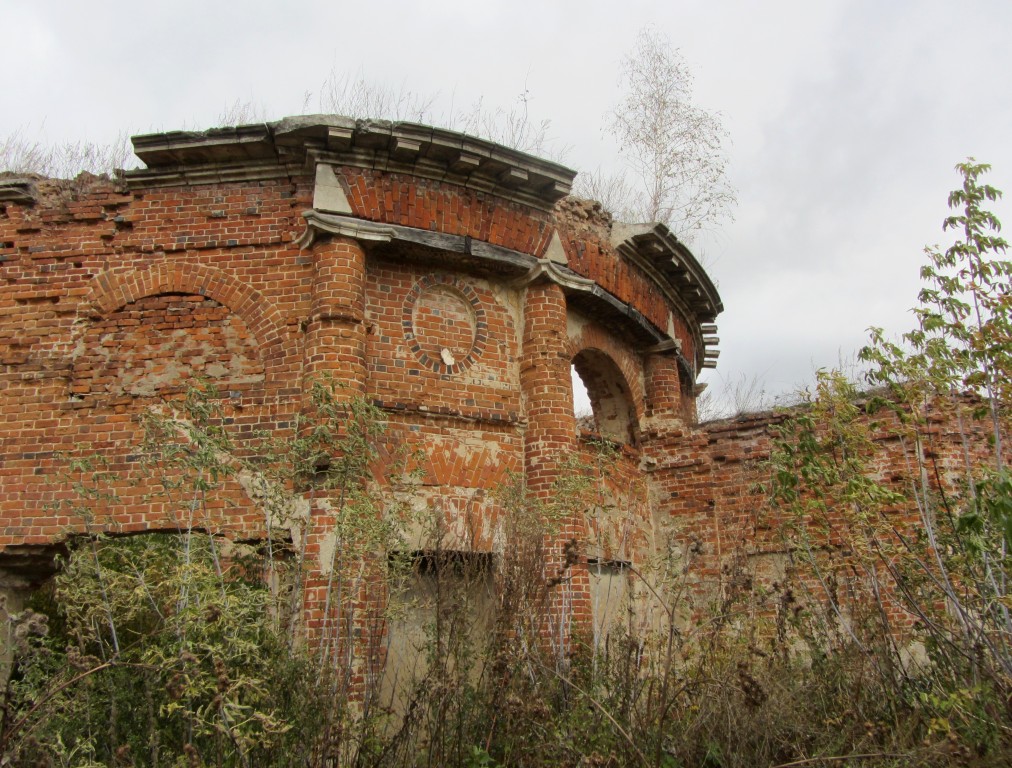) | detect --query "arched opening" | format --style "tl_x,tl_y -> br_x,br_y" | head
70,293 -> 266,403
571,349 -> 638,446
